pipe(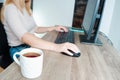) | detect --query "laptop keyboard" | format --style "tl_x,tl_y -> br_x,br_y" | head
55,31 -> 74,43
